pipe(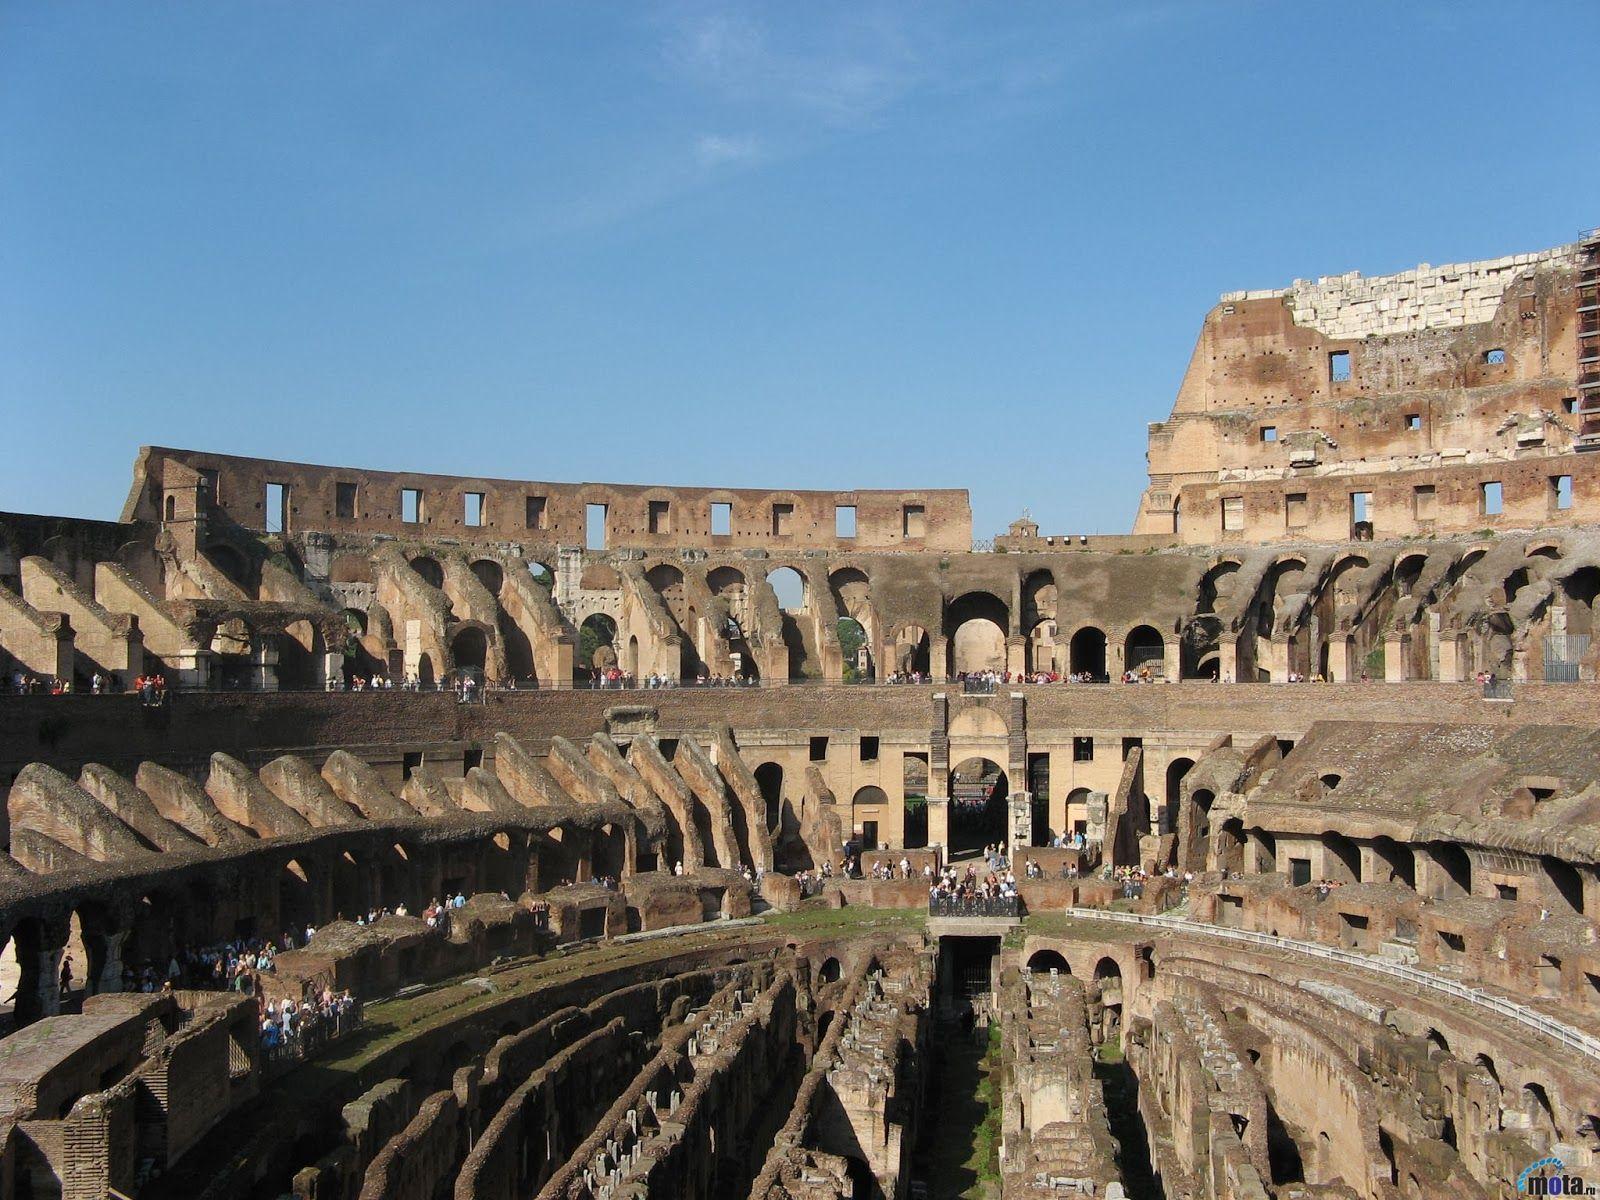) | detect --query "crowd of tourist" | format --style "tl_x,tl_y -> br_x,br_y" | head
259,988 -> 361,1060
929,861 -> 1019,905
